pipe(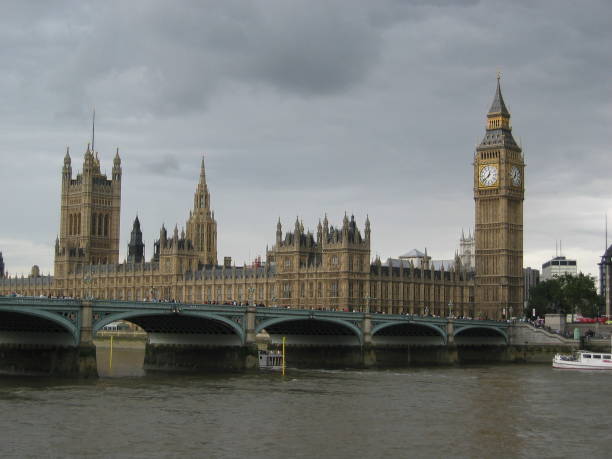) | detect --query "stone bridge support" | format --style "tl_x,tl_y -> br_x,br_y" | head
72,301 -> 98,378
243,305 -> 259,369
361,313 -> 376,368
